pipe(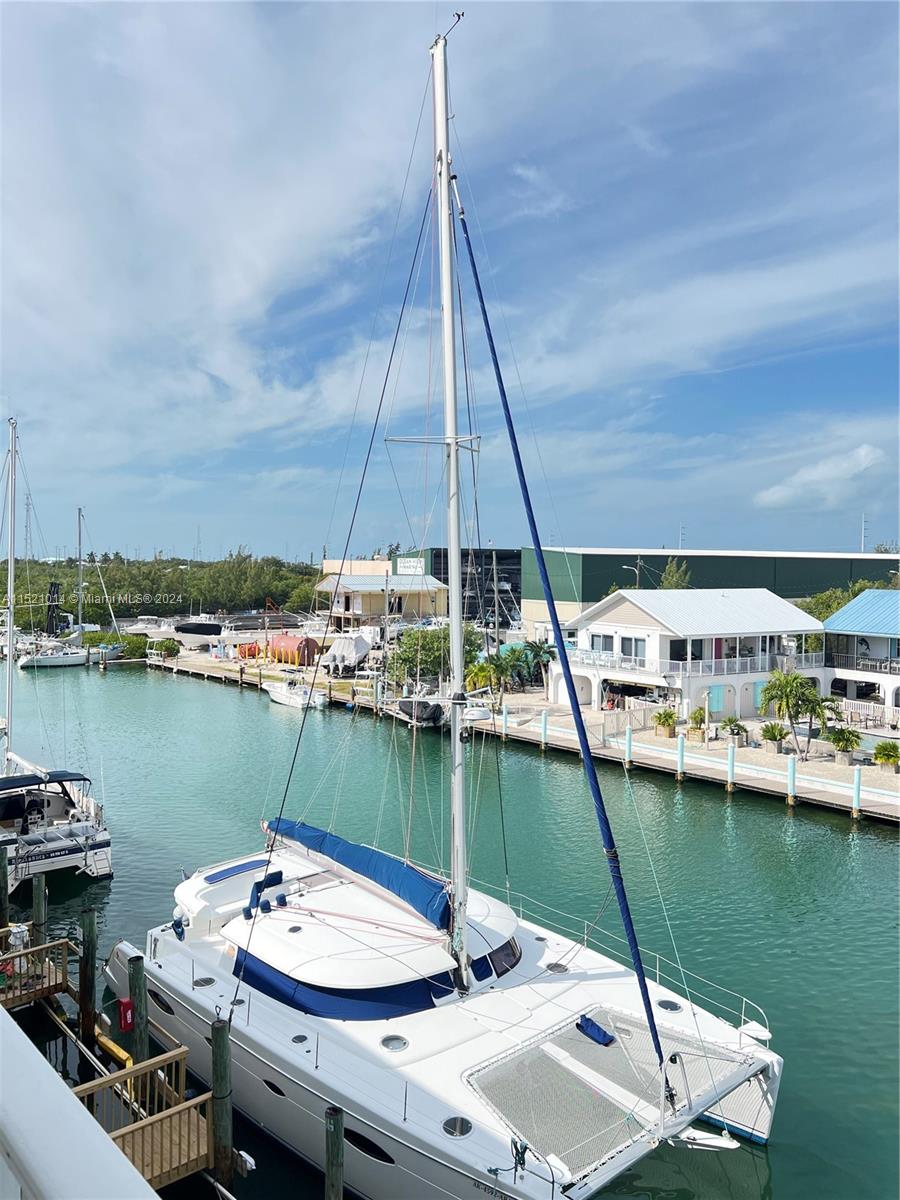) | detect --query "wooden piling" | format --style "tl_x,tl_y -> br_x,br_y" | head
79,907 -> 97,1045
0,849 -> 9,929
32,873 -> 48,947
211,1018 -> 234,1189
324,1105 -> 344,1200
127,953 -> 149,1064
